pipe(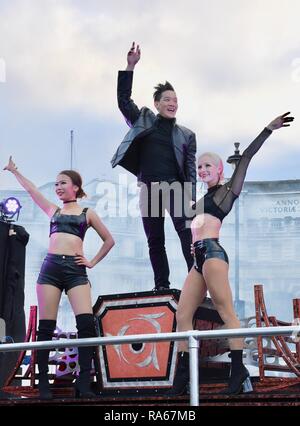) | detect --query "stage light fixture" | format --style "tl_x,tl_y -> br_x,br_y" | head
0,197 -> 22,222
